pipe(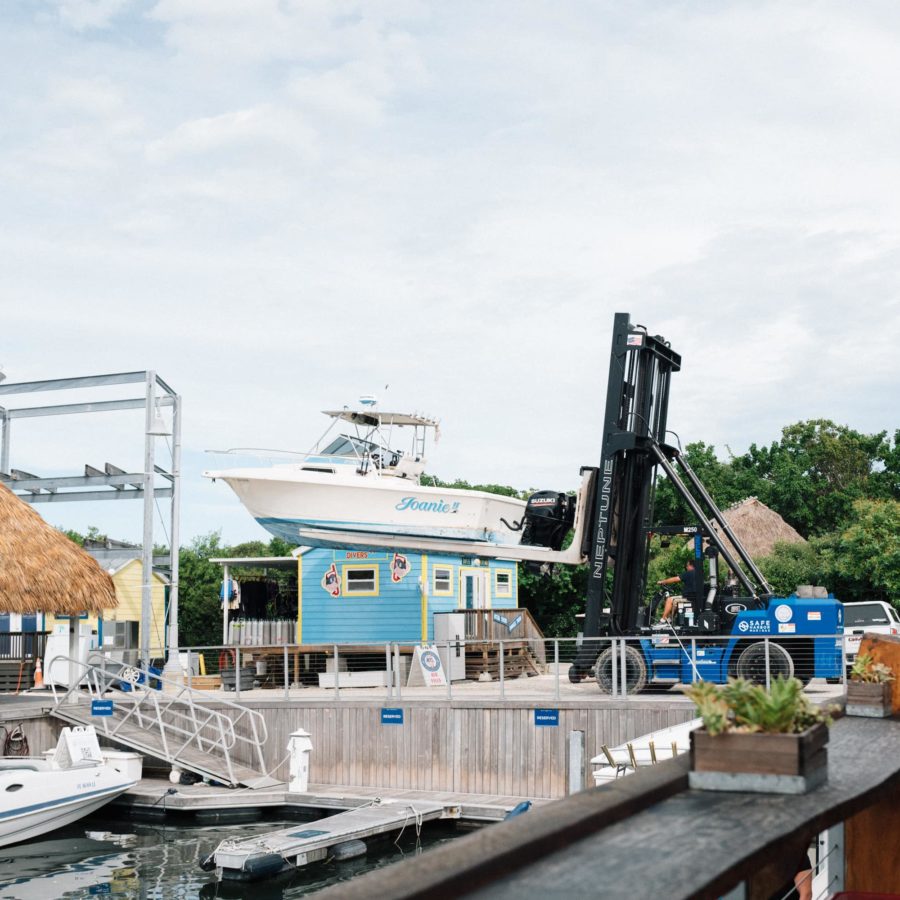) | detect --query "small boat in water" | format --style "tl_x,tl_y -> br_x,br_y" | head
205,400 -> 527,548
0,726 -> 138,847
